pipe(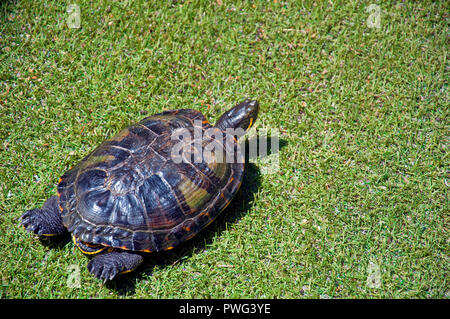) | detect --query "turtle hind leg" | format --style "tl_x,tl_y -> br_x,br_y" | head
87,251 -> 144,282
21,195 -> 67,236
